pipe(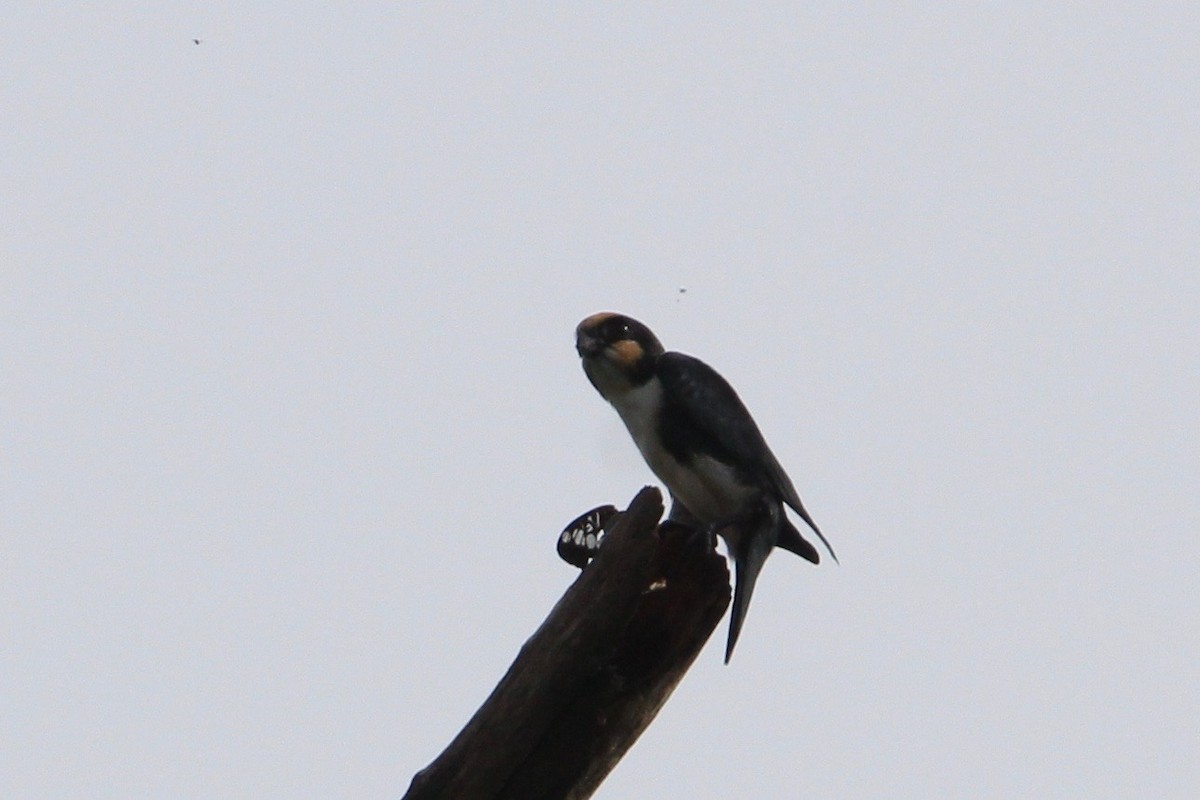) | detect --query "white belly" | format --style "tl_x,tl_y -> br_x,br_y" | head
610,379 -> 753,522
